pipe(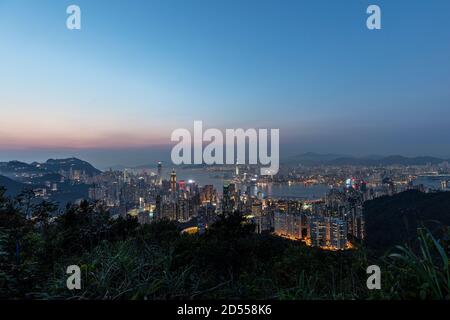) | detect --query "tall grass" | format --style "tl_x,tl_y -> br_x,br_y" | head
39,240 -> 199,300
388,227 -> 450,299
